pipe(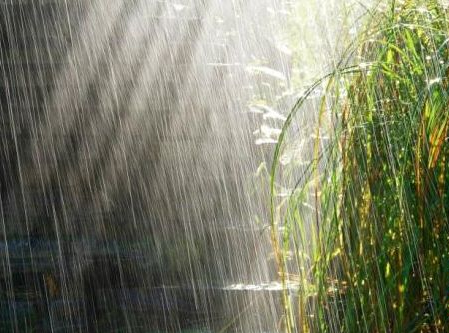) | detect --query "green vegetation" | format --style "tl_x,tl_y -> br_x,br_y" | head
271,1 -> 449,332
